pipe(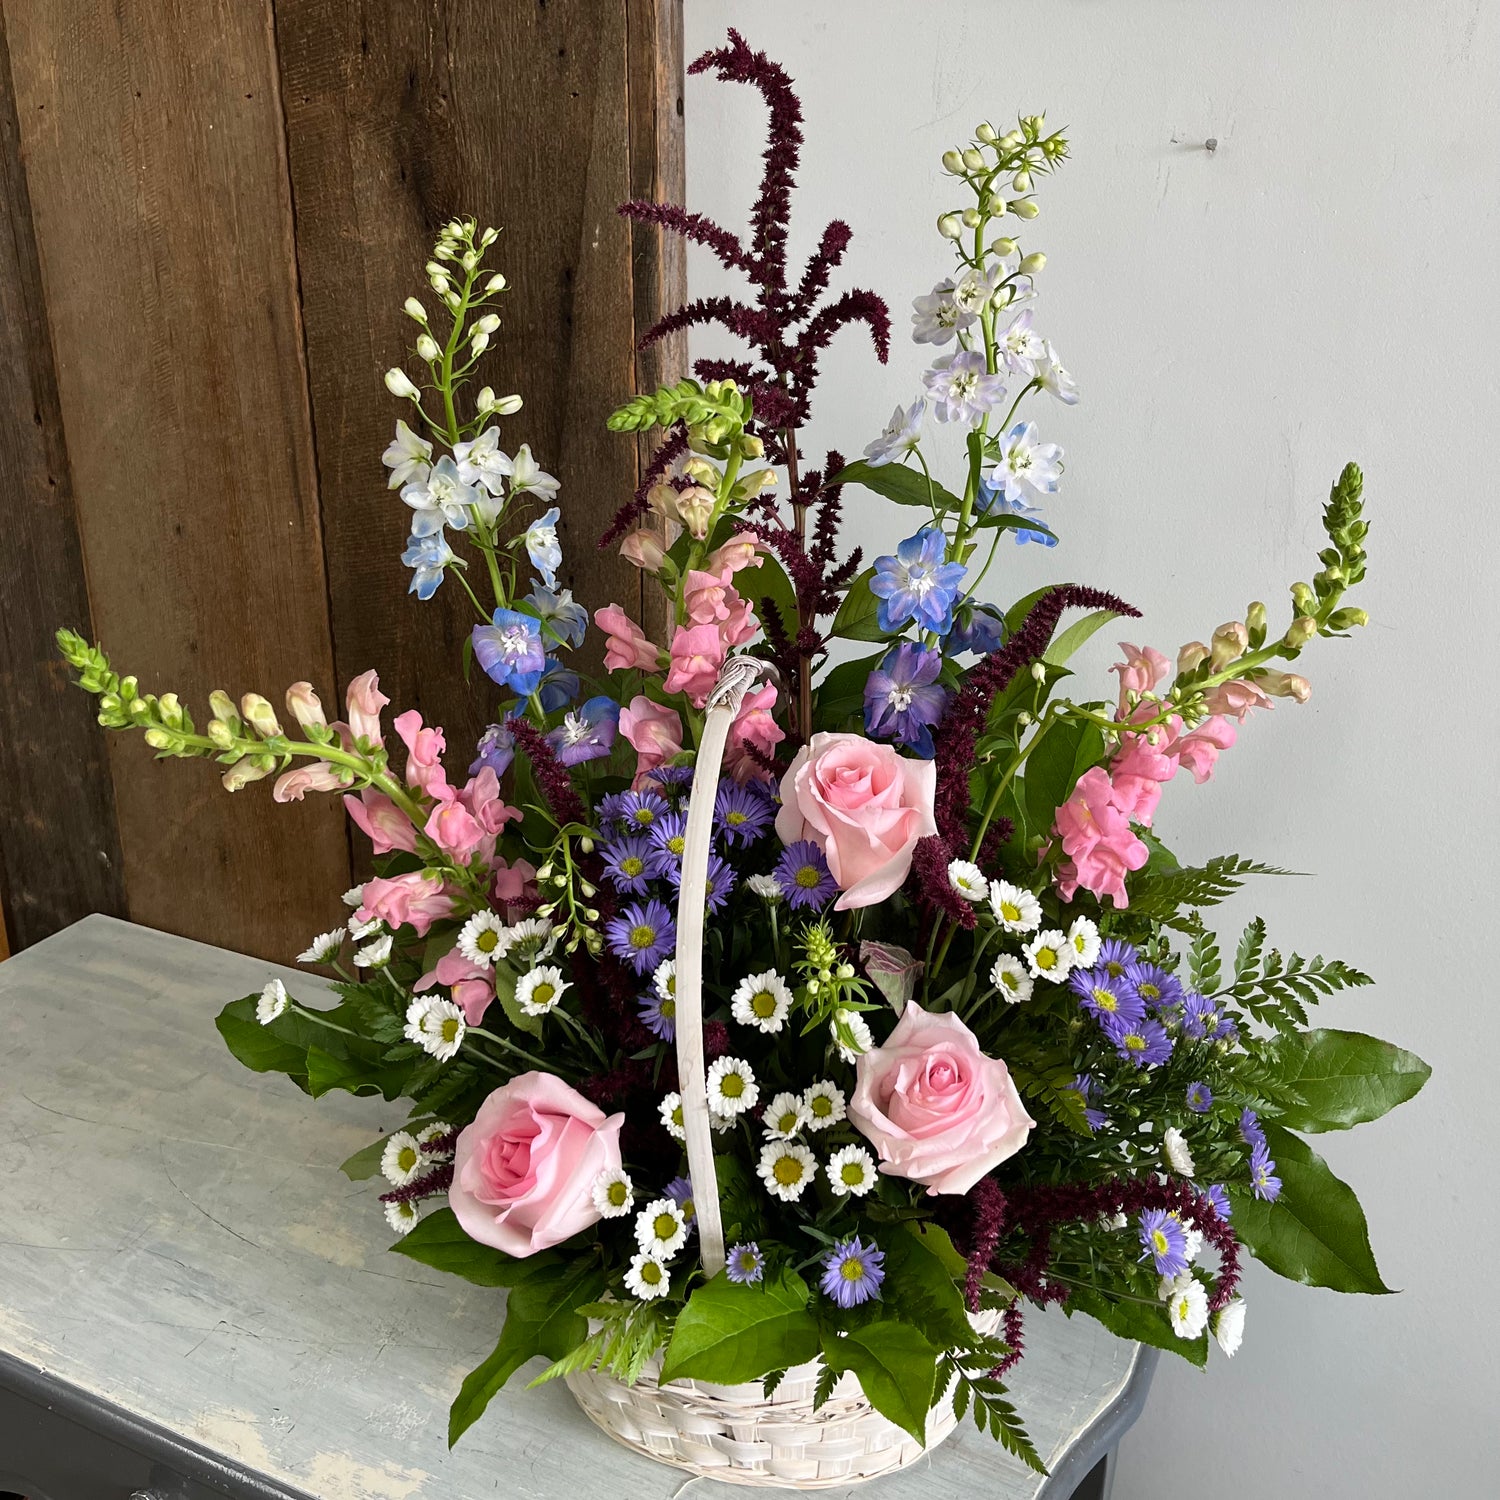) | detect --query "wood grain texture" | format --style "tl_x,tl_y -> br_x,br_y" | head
2,0 -> 350,961
0,6 -> 127,952
274,0 -> 688,785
